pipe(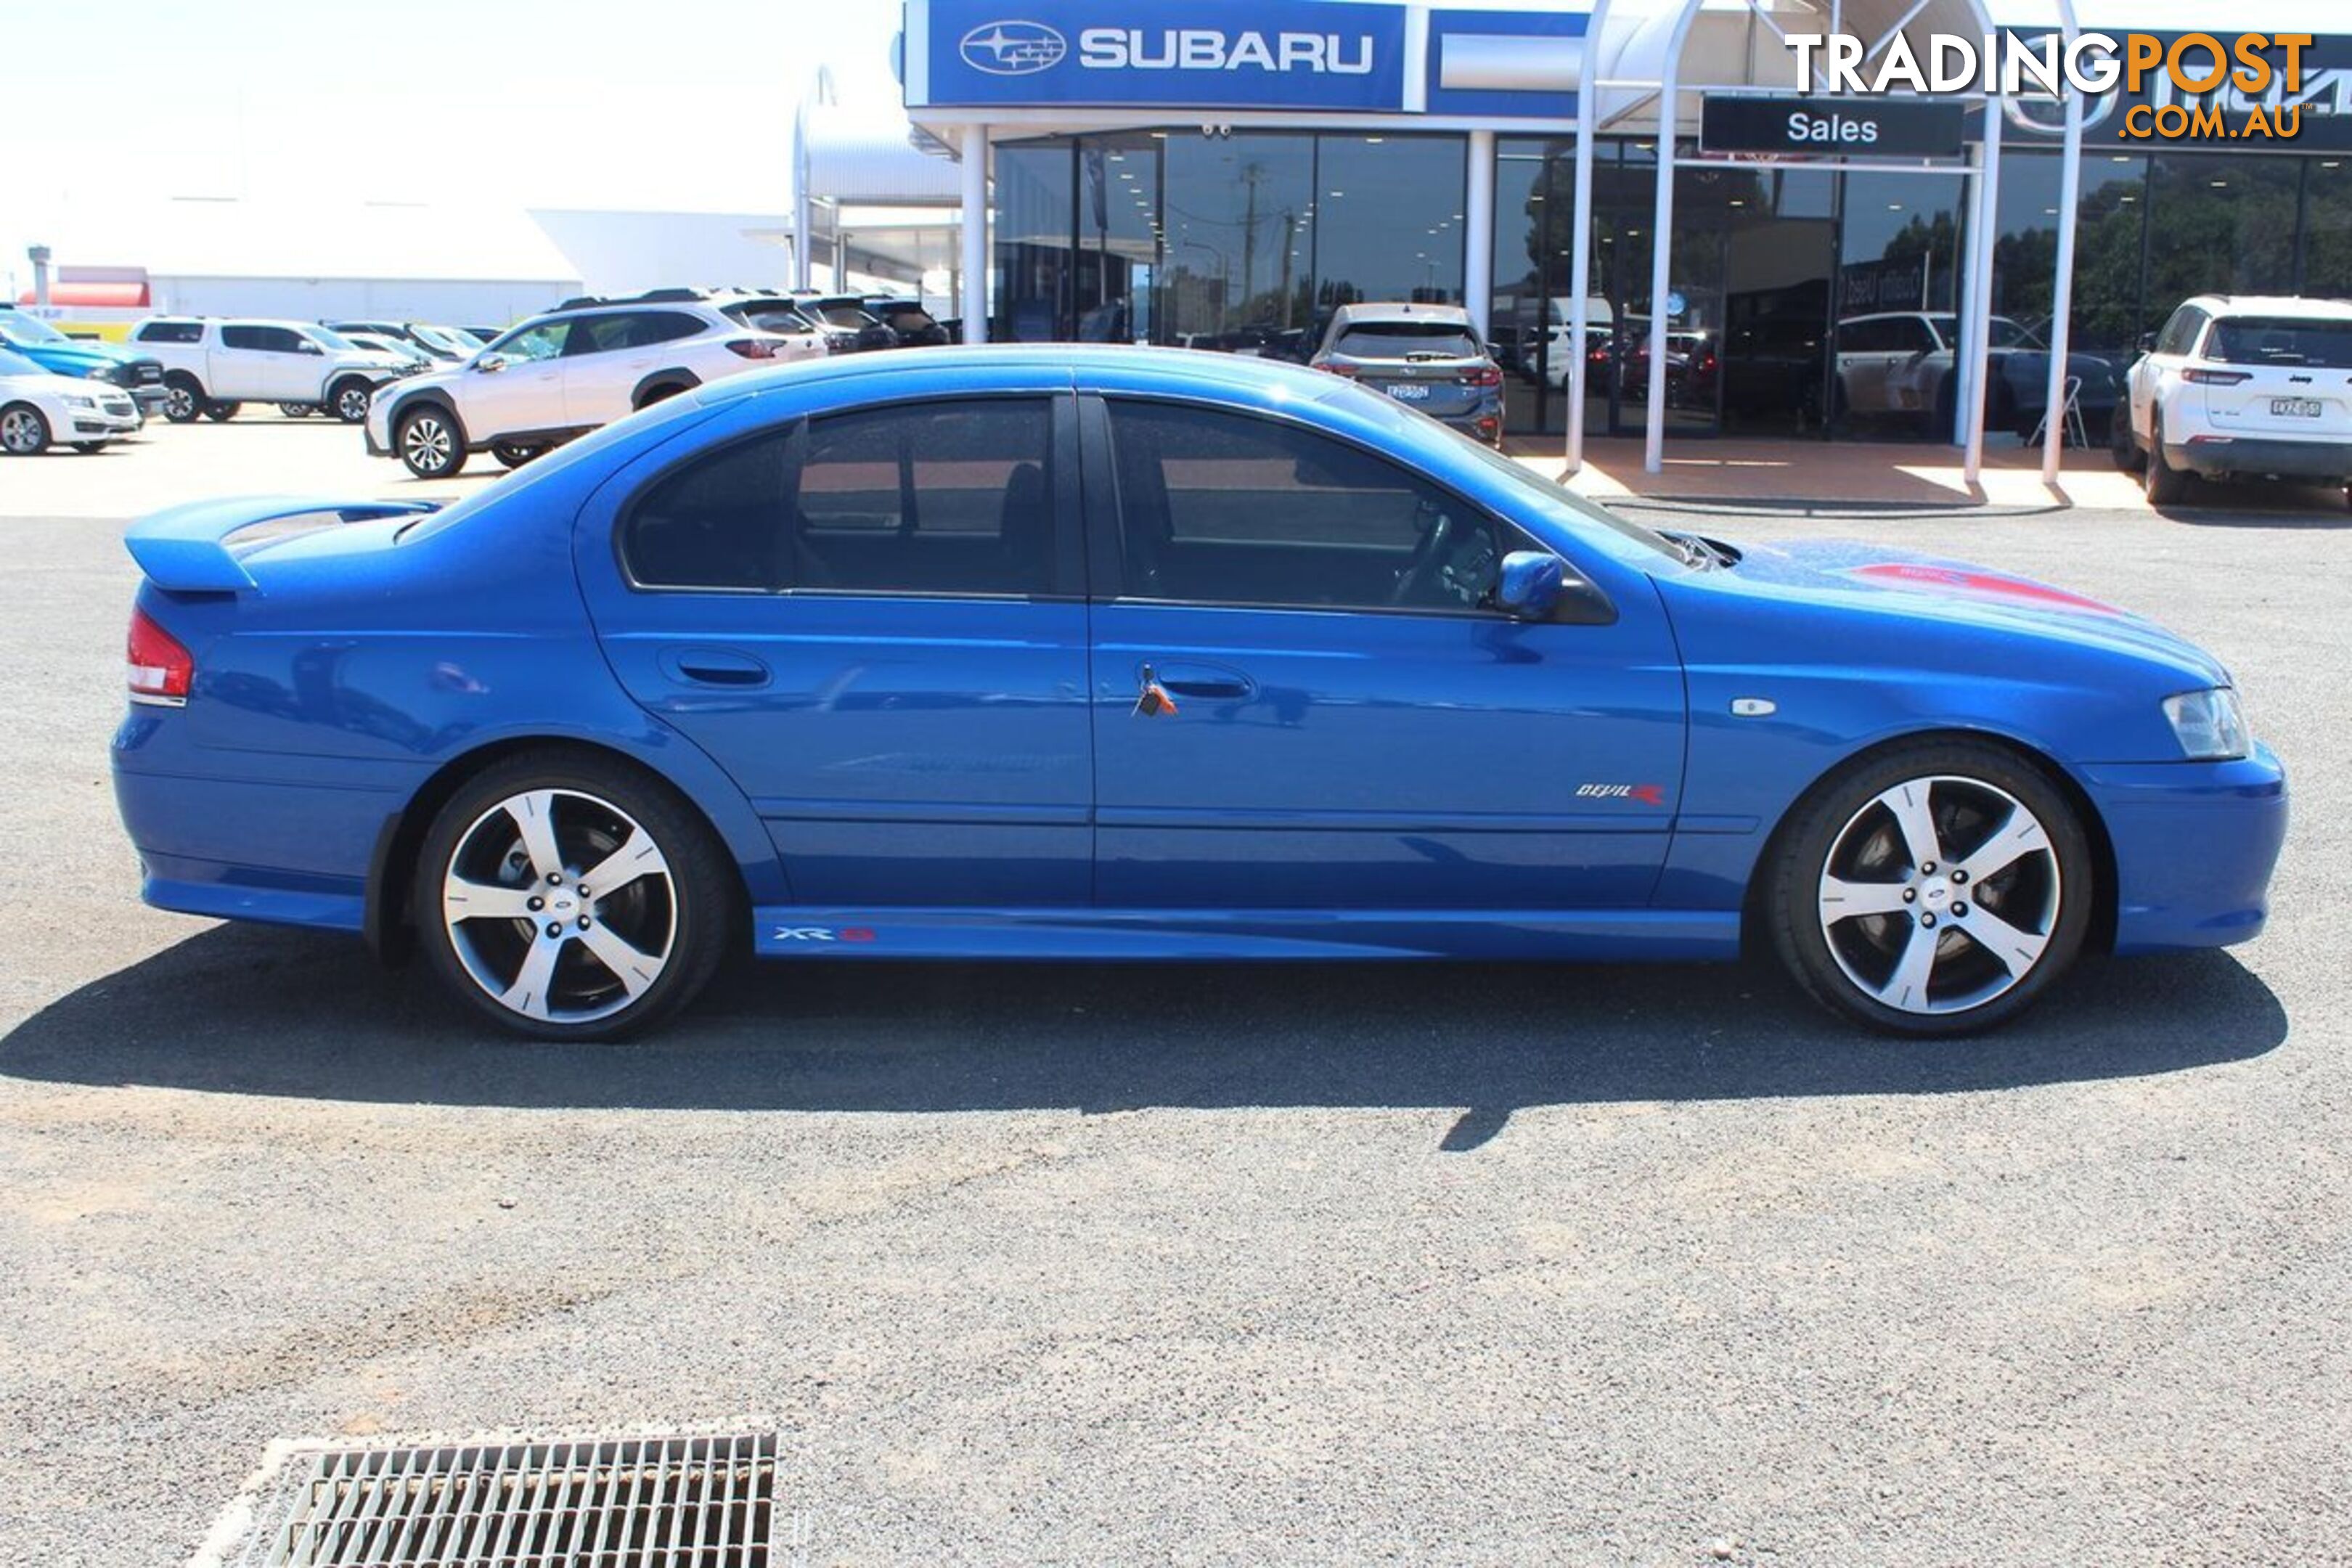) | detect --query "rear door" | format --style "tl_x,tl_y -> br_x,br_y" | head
2194,314 -> 2352,444
563,310 -> 705,426
1082,394 -> 1685,912
579,384 -> 1093,909
210,325 -> 279,400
